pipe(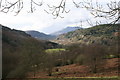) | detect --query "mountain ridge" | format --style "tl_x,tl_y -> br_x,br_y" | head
53,24 -> 120,45
25,30 -> 55,40
50,26 -> 83,36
